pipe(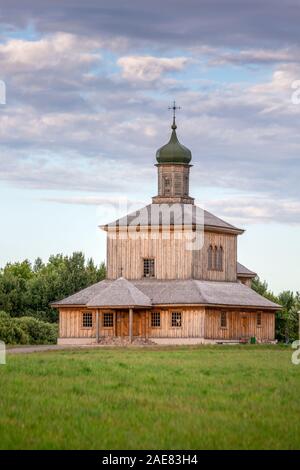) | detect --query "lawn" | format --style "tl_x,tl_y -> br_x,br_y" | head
0,345 -> 299,450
